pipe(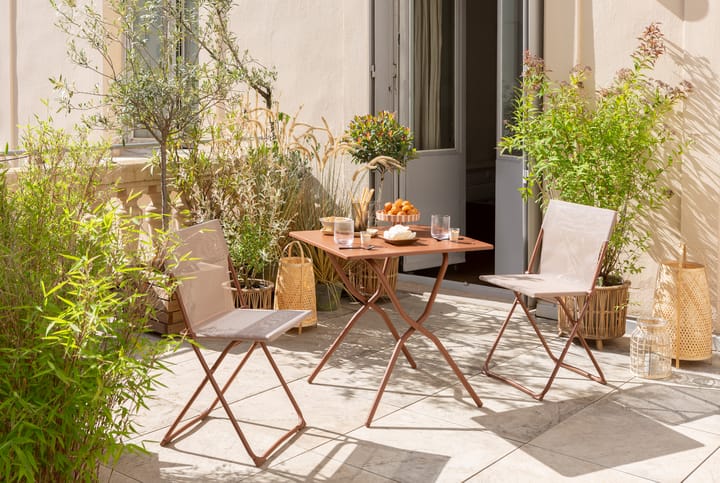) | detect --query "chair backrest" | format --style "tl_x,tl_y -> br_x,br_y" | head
538,200 -> 617,288
169,220 -> 236,328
